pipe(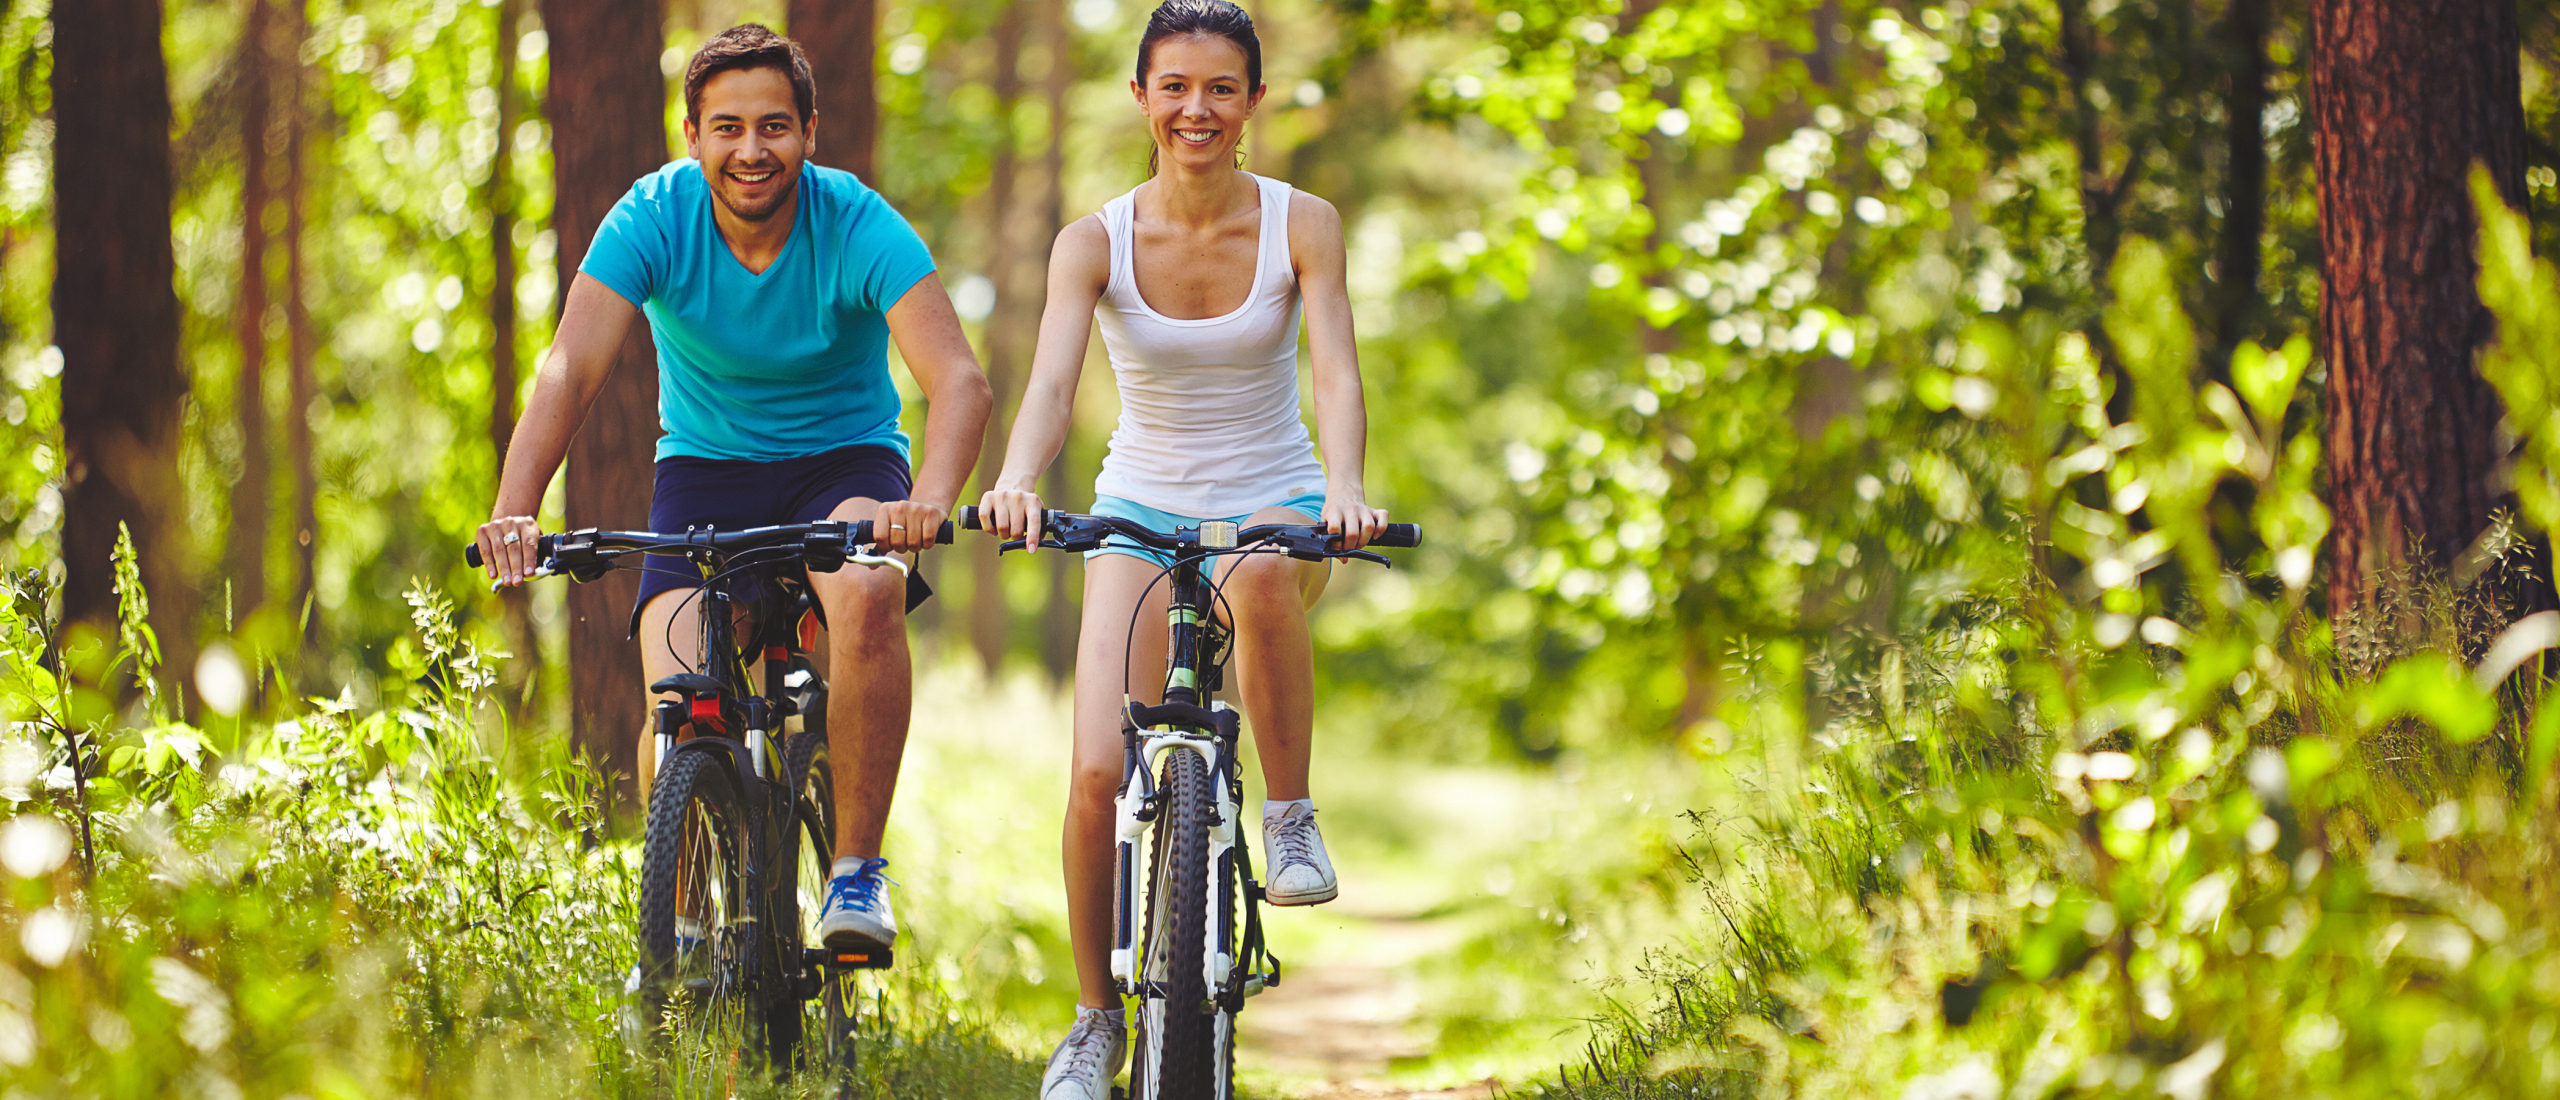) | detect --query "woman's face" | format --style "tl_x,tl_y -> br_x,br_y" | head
1132,34 -> 1263,174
